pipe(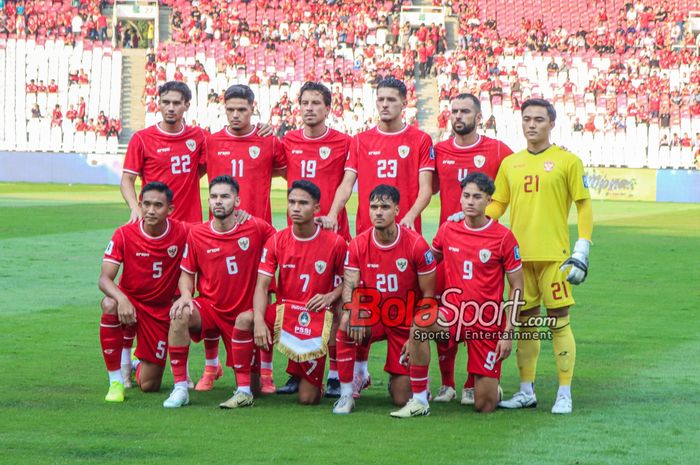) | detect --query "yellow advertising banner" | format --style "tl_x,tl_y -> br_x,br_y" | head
584,168 -> 657,201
